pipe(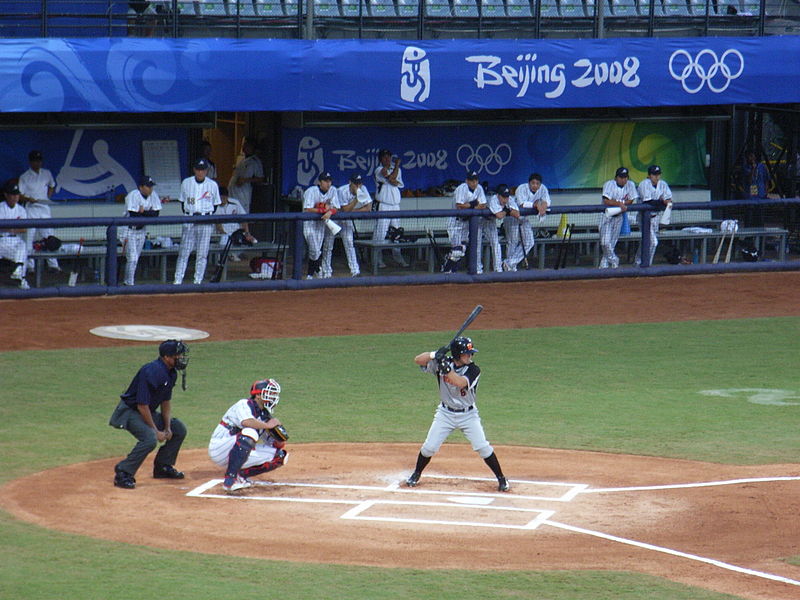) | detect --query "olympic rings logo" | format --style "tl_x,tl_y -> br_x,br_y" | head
668,49 -> 744,94
456,143 -> 512,176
